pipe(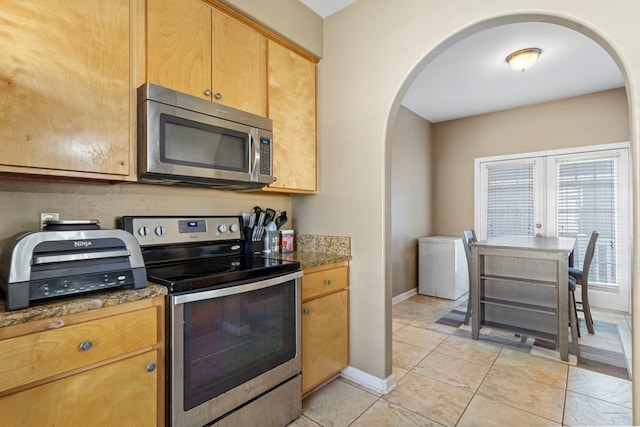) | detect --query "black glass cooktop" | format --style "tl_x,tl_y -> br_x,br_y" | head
145,255 -> 300,294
